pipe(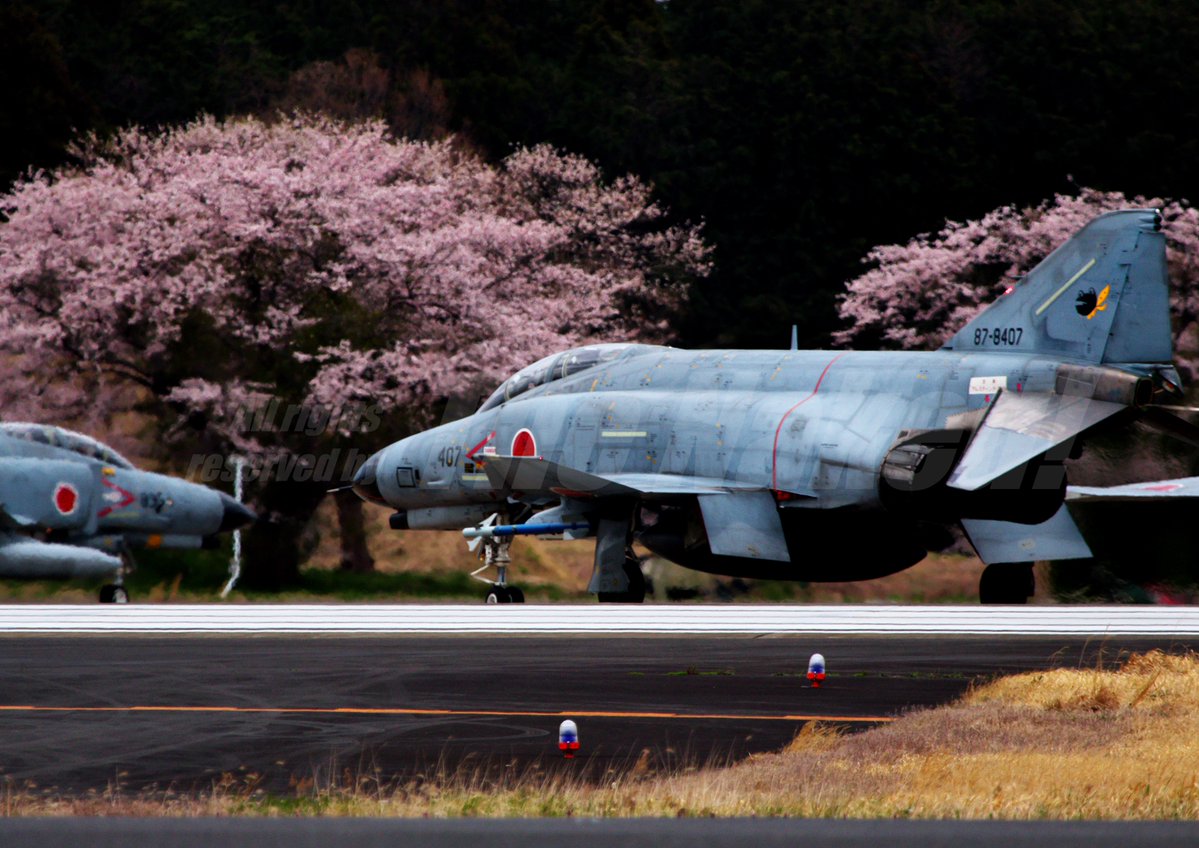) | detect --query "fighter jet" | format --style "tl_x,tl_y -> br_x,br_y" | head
354,209 -> 1197,604
0,422 -> 255,602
